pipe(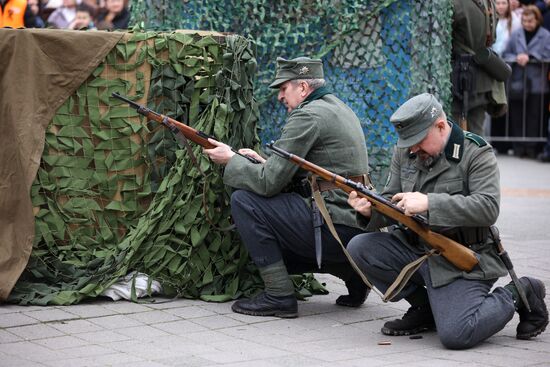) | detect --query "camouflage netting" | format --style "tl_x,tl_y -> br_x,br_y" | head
133,0 -> 453,185
10,31 -> 266,305
10,0 -> 453,304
